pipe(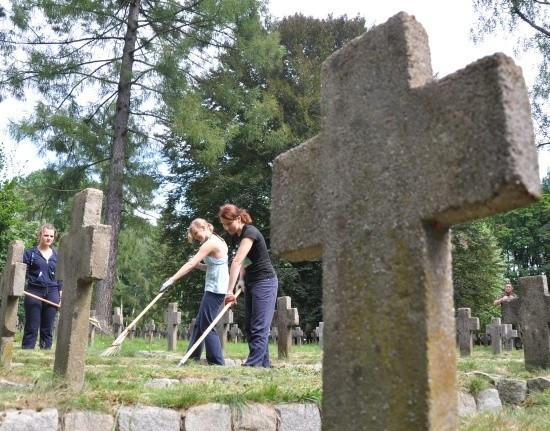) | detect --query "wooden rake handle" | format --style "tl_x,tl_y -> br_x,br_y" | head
178,287 -> 242,367
23,290 -> 101,327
